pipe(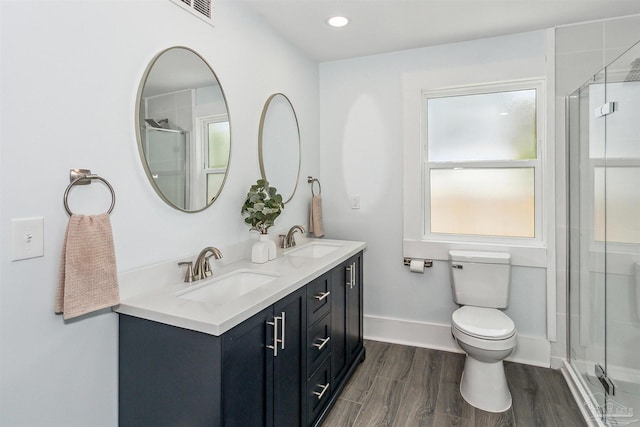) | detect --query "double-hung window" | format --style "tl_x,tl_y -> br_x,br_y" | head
423,80 -> 544,246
